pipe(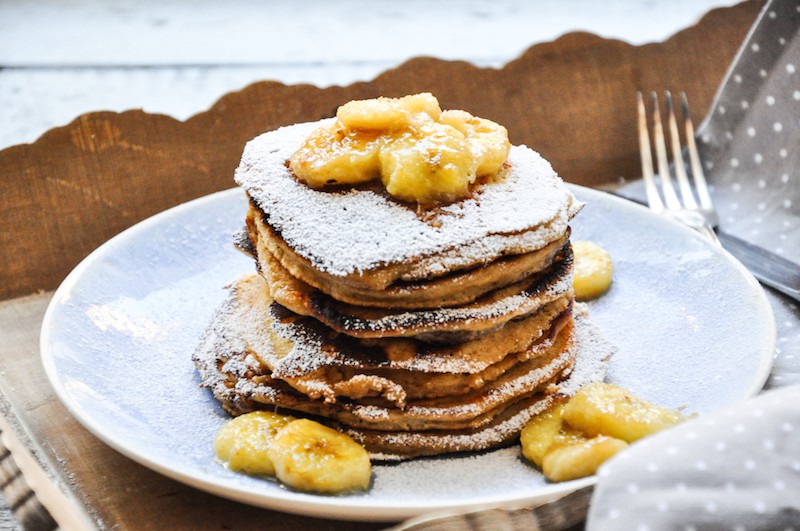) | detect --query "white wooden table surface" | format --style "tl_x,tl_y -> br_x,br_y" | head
0,1 -> 735,528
